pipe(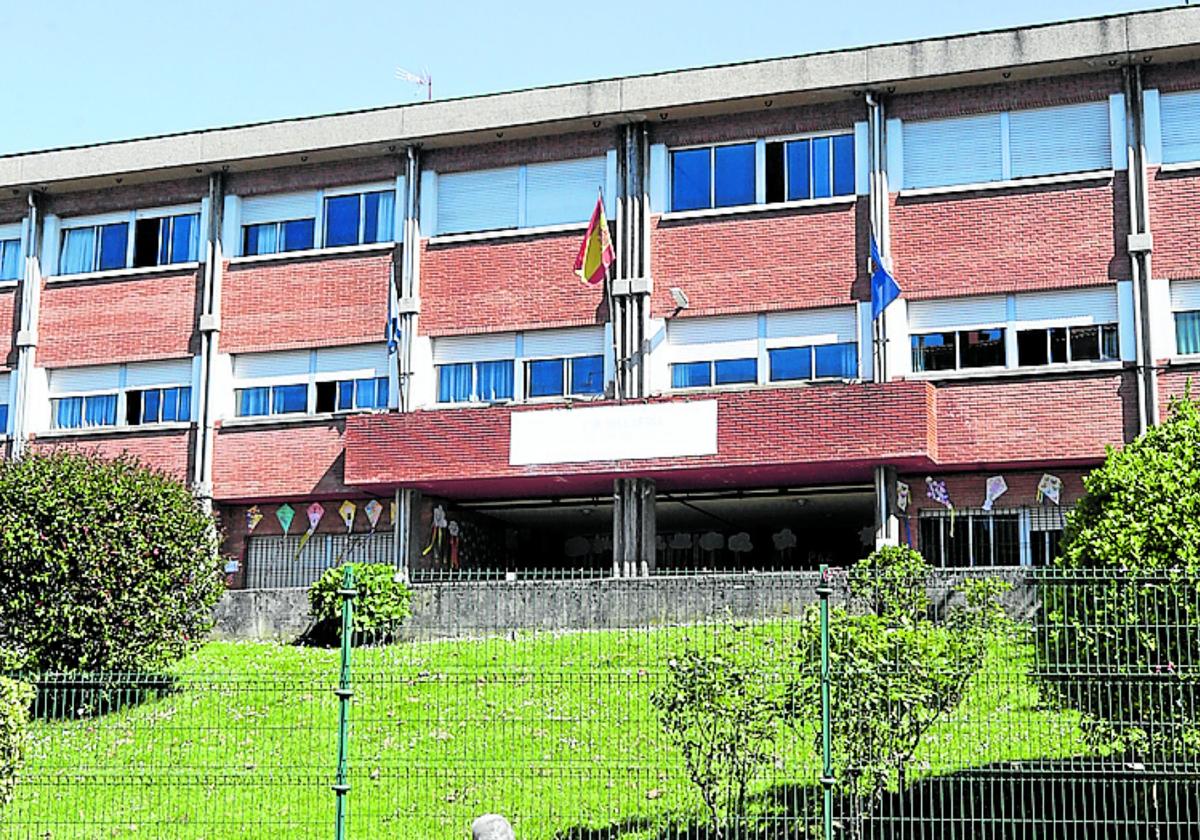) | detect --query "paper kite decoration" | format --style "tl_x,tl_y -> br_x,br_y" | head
926,476 -> 956,536
1037,474 -> 1063,506
338,500 -> 357,532
246,505 -> 264,534
364,499 -> 384,532
275,504 -> 295,535
896,482 -> 911,513
982,476 -> 1008,512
